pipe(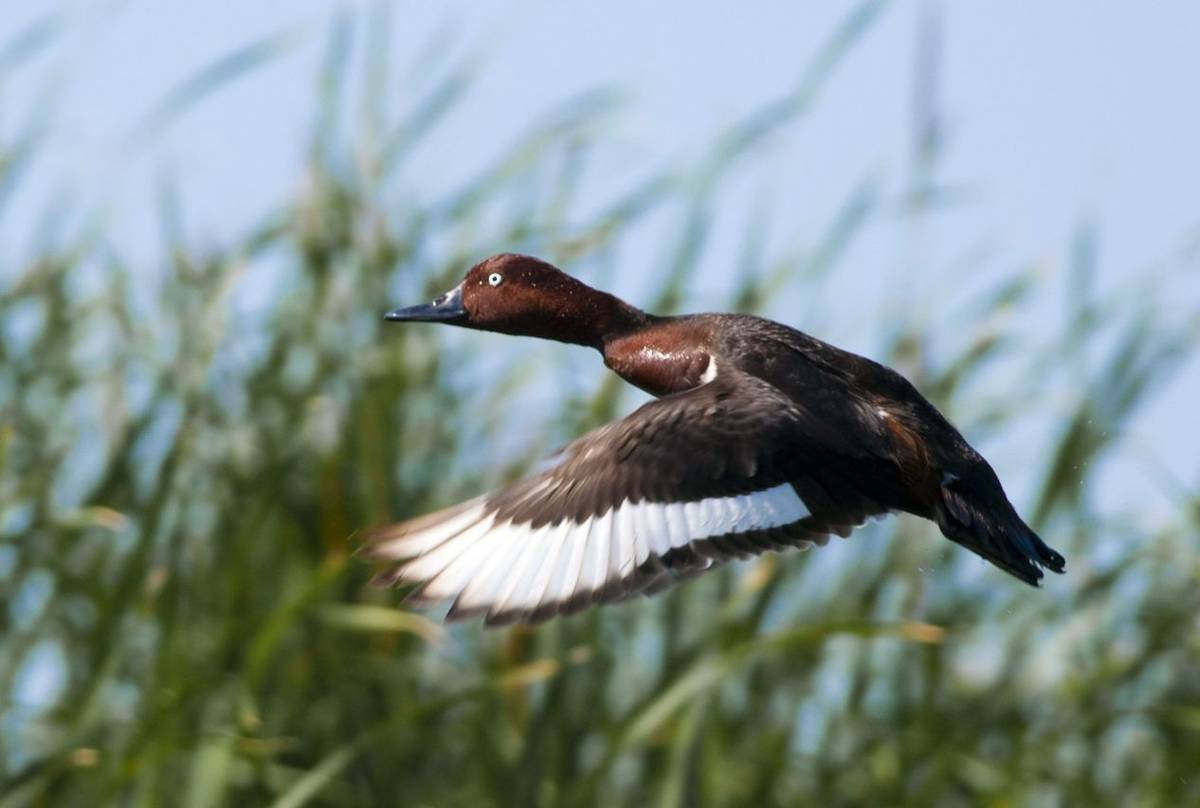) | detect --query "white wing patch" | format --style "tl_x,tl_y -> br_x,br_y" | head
366,483 -> 813,623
